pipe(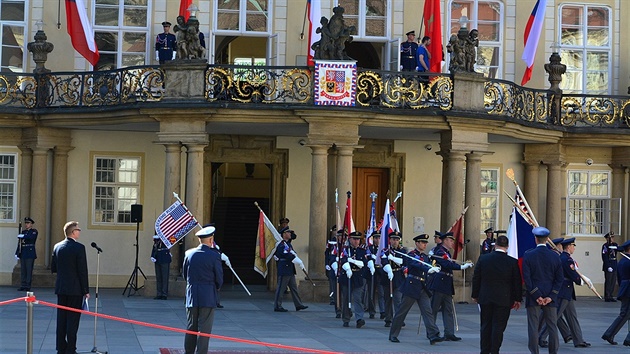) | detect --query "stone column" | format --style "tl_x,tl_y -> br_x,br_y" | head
545,163 -> 564,236
308,145 -> 329,280
51,146 -> 73,248
163,143 -> 182,209
184,143 -> 207,250
524,162 -> 541,217
336,145 -> 354,217
464,152 -> 484,272
18,146 -> 33,219
30,147 -> 49,267
610,164 -> 625,235
439,150 -> 467,231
